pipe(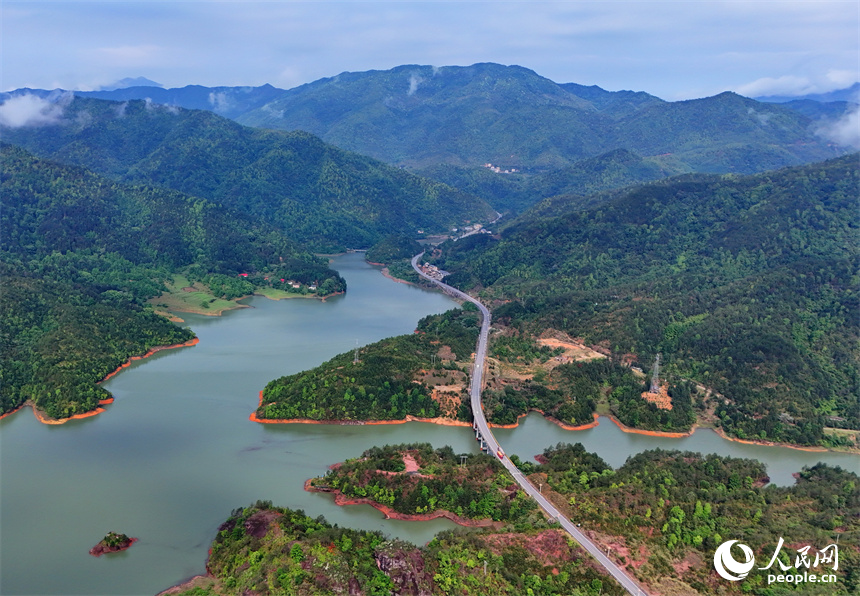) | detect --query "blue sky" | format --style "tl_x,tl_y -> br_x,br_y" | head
3,1 -> 858,100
